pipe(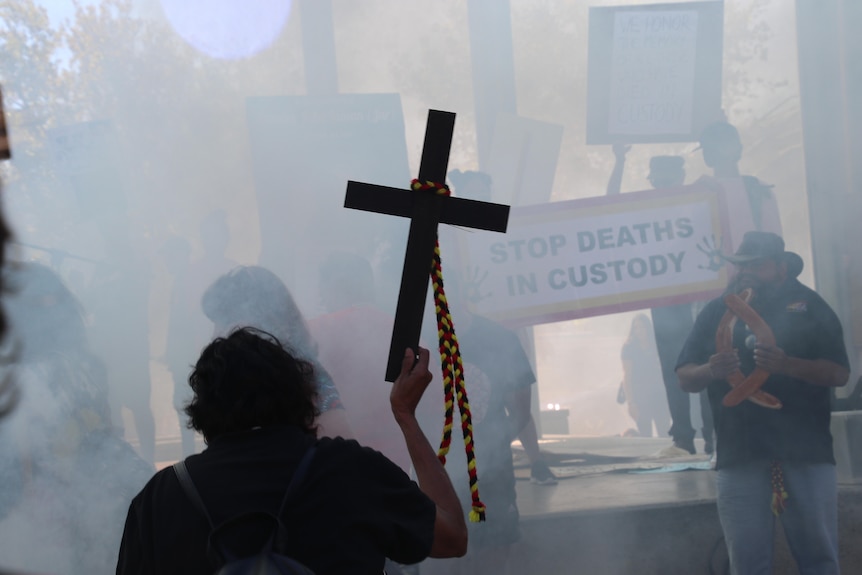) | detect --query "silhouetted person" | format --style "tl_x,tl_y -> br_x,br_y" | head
677,232 -> 848,574
605,143 -> 631,196
422,271 -> 535,575
164,211 -> 238,457
606,149 -> 715,455
159,234 -> 198,456
448,169 -> 558,485
117,329 -> 467,573
0,263 -> 151,574
696,120 -> 782,243
620,314 -> 671,437
201,265 -> 352,439
85,220 -> 155,465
